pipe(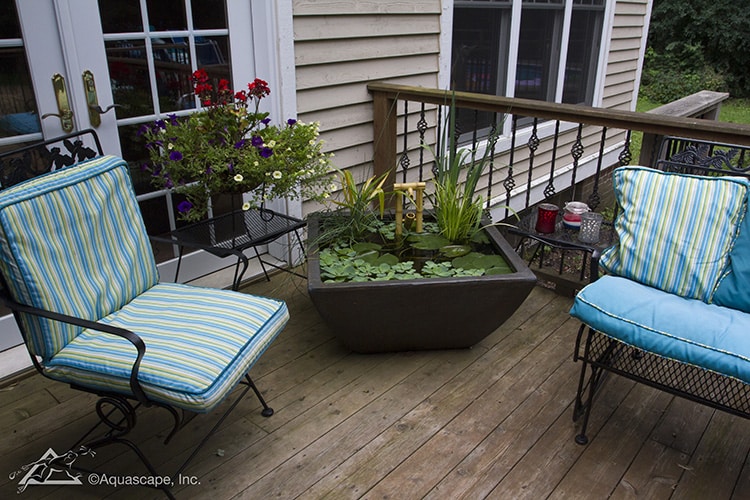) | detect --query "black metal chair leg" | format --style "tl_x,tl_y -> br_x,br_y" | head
246,374 -> 274,417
